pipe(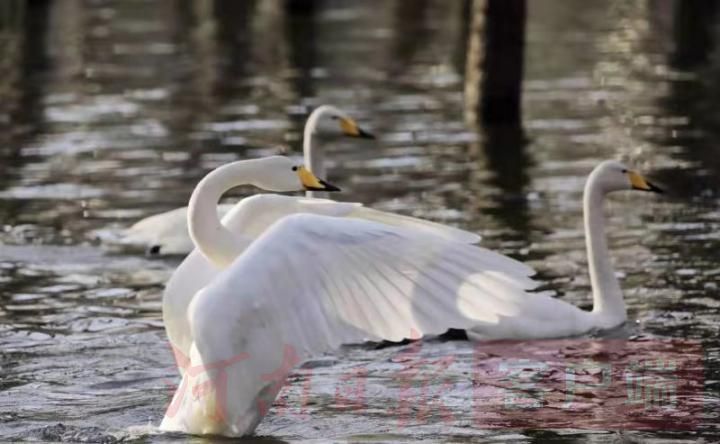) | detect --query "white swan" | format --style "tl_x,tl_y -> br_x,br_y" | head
161,111 -> 480,372
103,105 -> 375,255
159,155 -> 540,437
468,160 -> 663,339
164,196 -> 480,374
